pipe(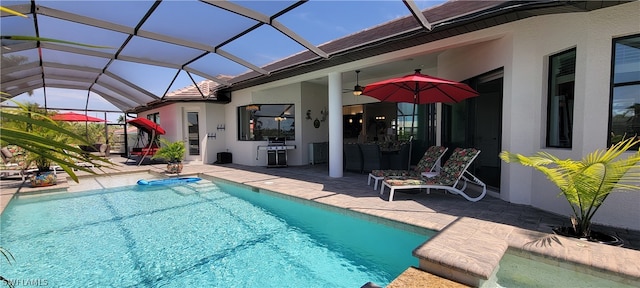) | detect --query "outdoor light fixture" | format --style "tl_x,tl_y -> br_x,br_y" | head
353,70 -> 363,96
246,105 -> 259,111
